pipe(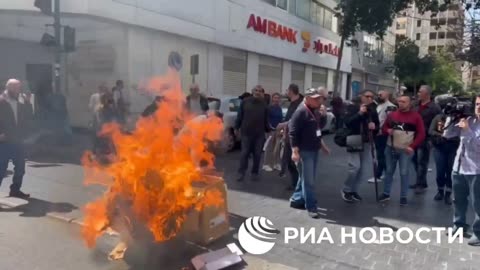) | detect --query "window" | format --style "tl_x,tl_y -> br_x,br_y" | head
438,32 -> 445,39
276,0 -> 288,10
416,33 -> 421,40
417,20 -> 422,27
428,46 -> 436,53
447,32 -> 457,39
288,0 -> 296,14
396,22 -> 406,30
316,5 -> 325,26
429,32 -> 437,39
295,0 -> 310,20
324,9 -> 333,30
